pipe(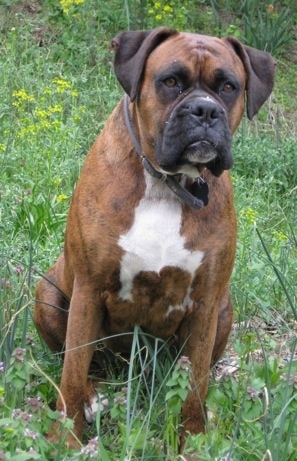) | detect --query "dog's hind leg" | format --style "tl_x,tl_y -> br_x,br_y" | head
34,254 -> 69,352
